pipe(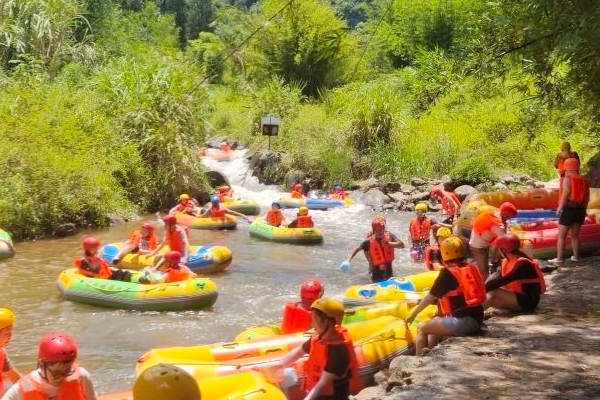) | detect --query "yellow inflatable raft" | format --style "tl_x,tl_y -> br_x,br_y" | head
222,199 -> 261,215
249,218 -> 323,244
175,213 -> 237,230
0,229 -> 15,260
